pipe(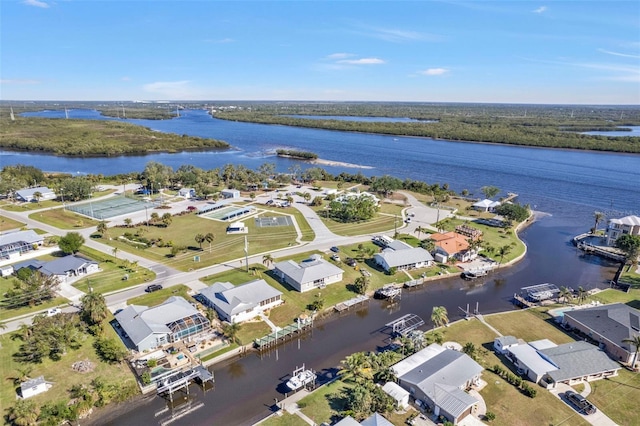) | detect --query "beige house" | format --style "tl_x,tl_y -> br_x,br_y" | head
606,215 -> 640,246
